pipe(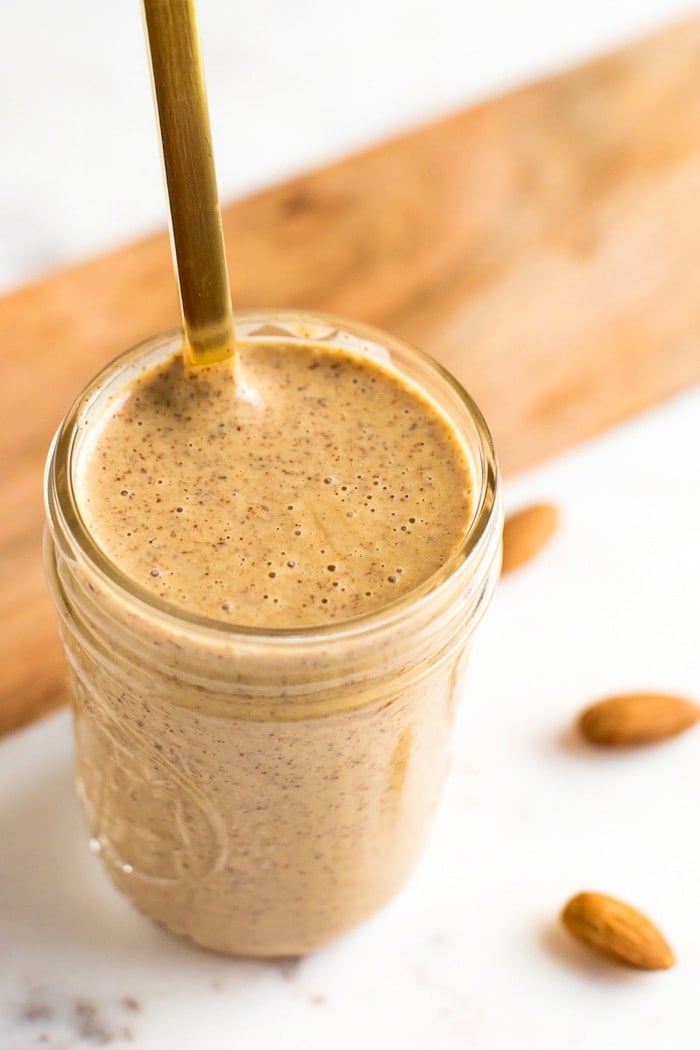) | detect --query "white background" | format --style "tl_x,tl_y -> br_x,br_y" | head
2,3 -> 699,1047
0,0 -> 697,292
